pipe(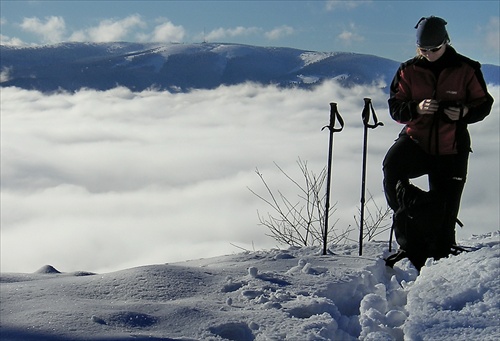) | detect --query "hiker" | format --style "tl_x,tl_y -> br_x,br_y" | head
382,16 -> 494,265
